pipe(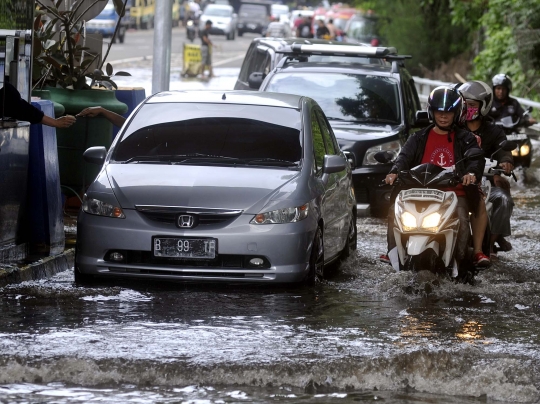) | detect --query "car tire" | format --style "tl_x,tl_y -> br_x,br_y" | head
304,226 -> 324,285
341,209 -> 357,260
73,249 -> 93,286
